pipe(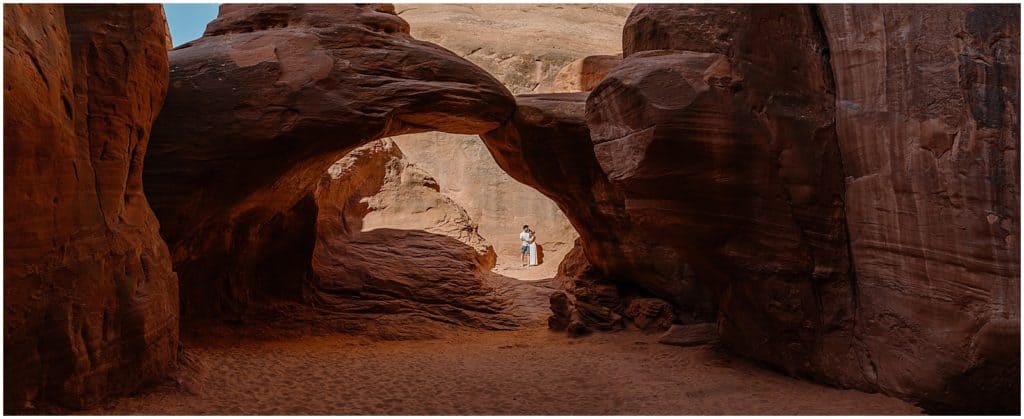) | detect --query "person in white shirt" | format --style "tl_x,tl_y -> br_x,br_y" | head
519,225 -> 533,266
